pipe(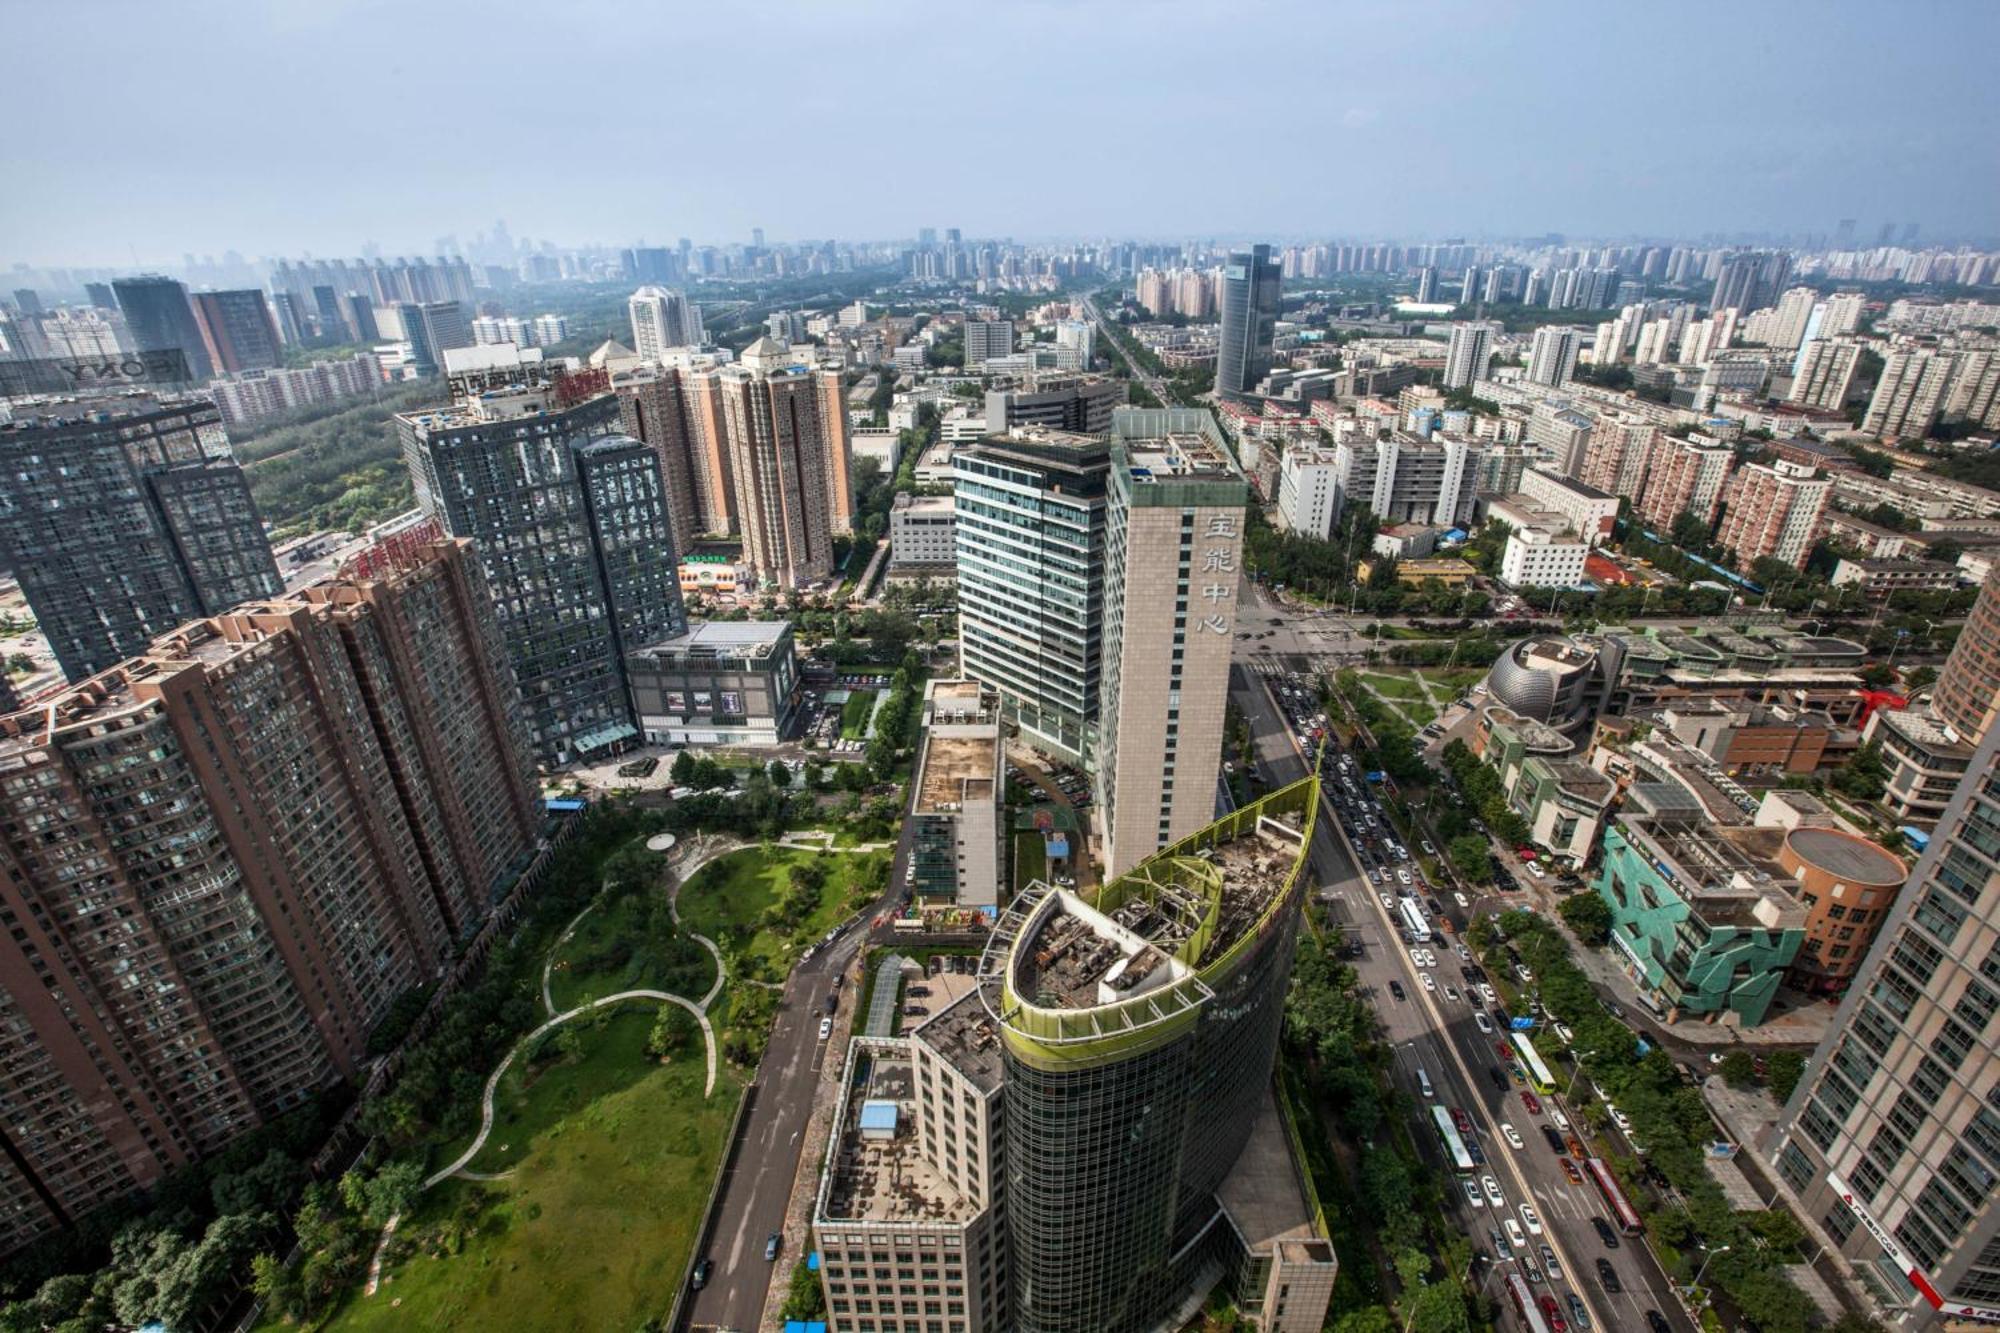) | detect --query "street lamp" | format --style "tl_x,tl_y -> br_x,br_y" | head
1563,1050 -> 1600,1104
1691,1243 -> 1732,1293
